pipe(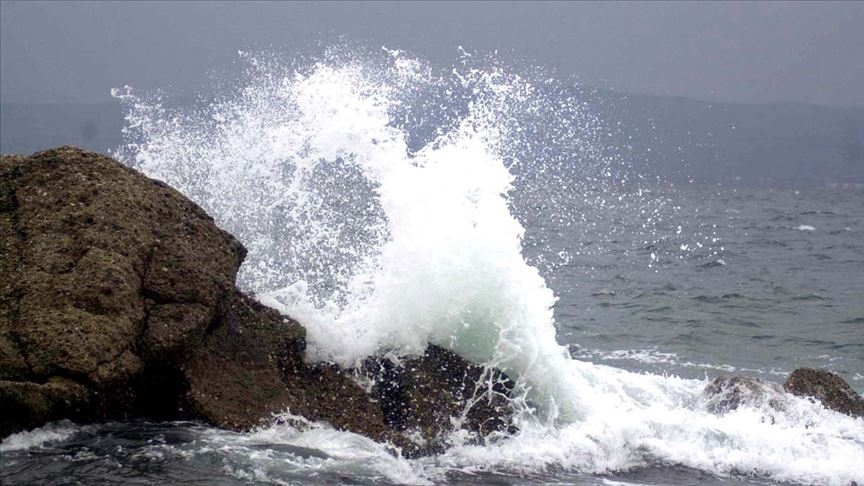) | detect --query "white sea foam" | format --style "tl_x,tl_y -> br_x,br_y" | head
570,346 -> 791,378
0,421 -> 79,452
113,46 -> 864,486
195,386 -> 864,486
